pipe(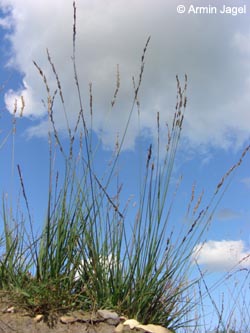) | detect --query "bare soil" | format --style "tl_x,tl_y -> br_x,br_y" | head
0,311 -> 123,333
0,314 -> 118,333
0,297 -> 122,333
